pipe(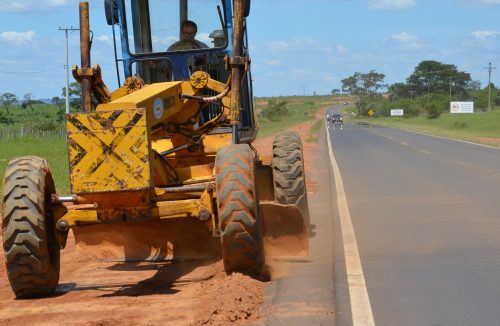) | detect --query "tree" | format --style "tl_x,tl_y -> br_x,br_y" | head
62,82 -> 82,112
52,96 -> 65,122
331,88 -> 341,96
0,93 -> 18,115
23,93 -> 35,111
341,70 -> 386,116
467,80 -> 481,92
388,82 -> 411,100
406,60 -> 471,99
